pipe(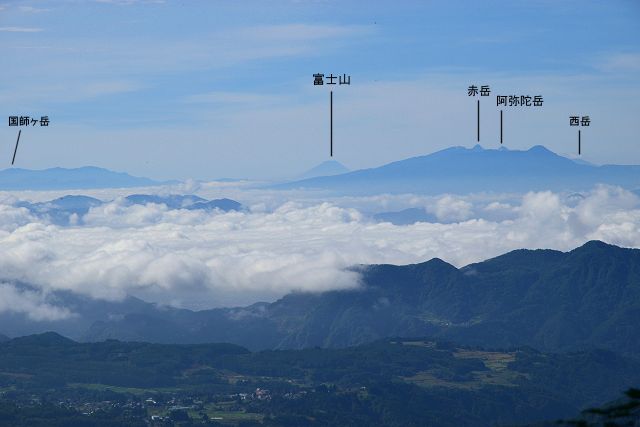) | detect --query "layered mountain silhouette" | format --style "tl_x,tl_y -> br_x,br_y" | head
16,194 -> 243,225
3,241 -> 638,355
373,207 -> 442,225
123,194 -> 242,211
275,145 -> 640,194
0,290 -> 160,339
0,166 -> 161,190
